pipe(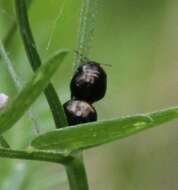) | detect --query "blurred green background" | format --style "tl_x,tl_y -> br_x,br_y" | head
0,0 -> 178,189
